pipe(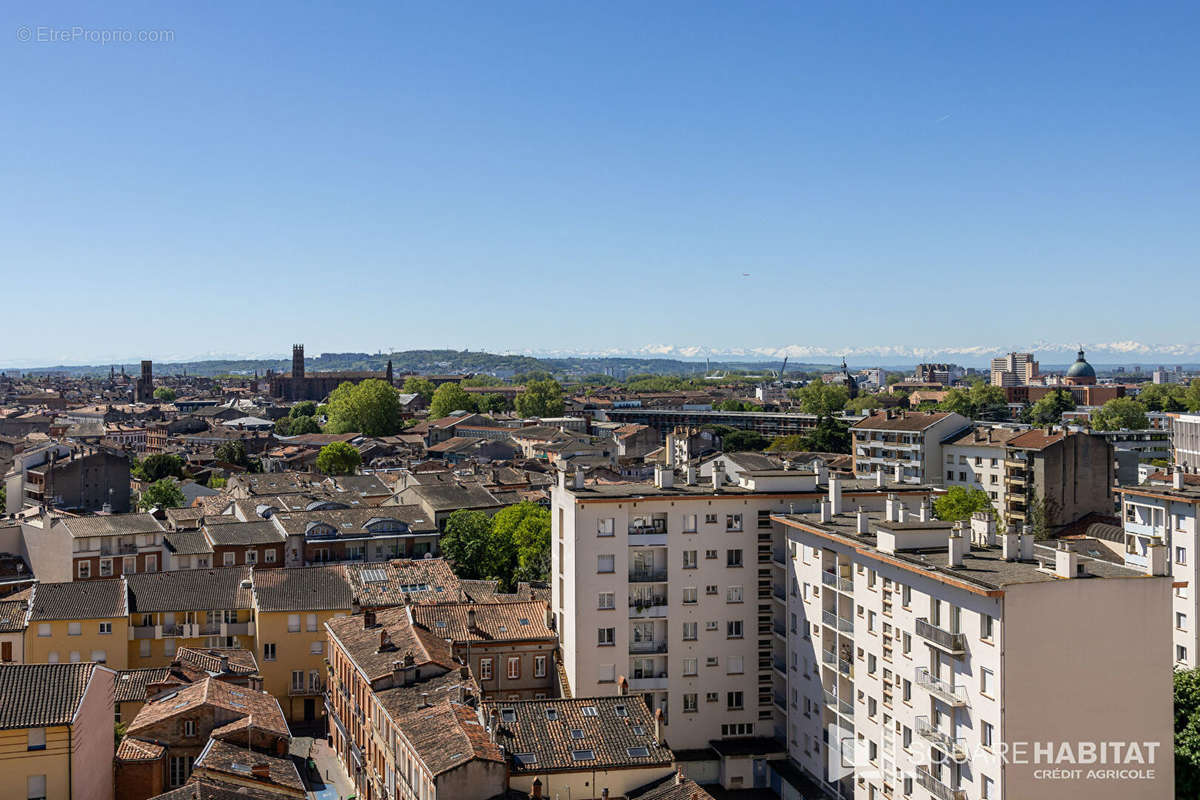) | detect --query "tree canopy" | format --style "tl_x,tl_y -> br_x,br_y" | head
316,441 -> 361,475
401,377 -> 436,403
790,382 -> 850,416
139,478 -> 186,510
276,415 -> 321,436
799,415 -> 851,454
136,453 -> 184,482
715,398 -> 763,412
429,382 -> 477,419
845,395 -> 885,413
477,393 -> 510,413
492,502 -> 551,588
721,430 -> 769,452
1175,667 -> 1200,798
767,434 -> 808,452
1026,389 -> 1076,425
932,486 -> 995,522
152,386 -> 176,403
290,401 -> 318,418
1090,397 -> 1149,431
936,381 -> 1007,420
515,379 -> 566,418
325,379 -> 404,436
441,503 -> 551,591
214,441 -> 249,468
